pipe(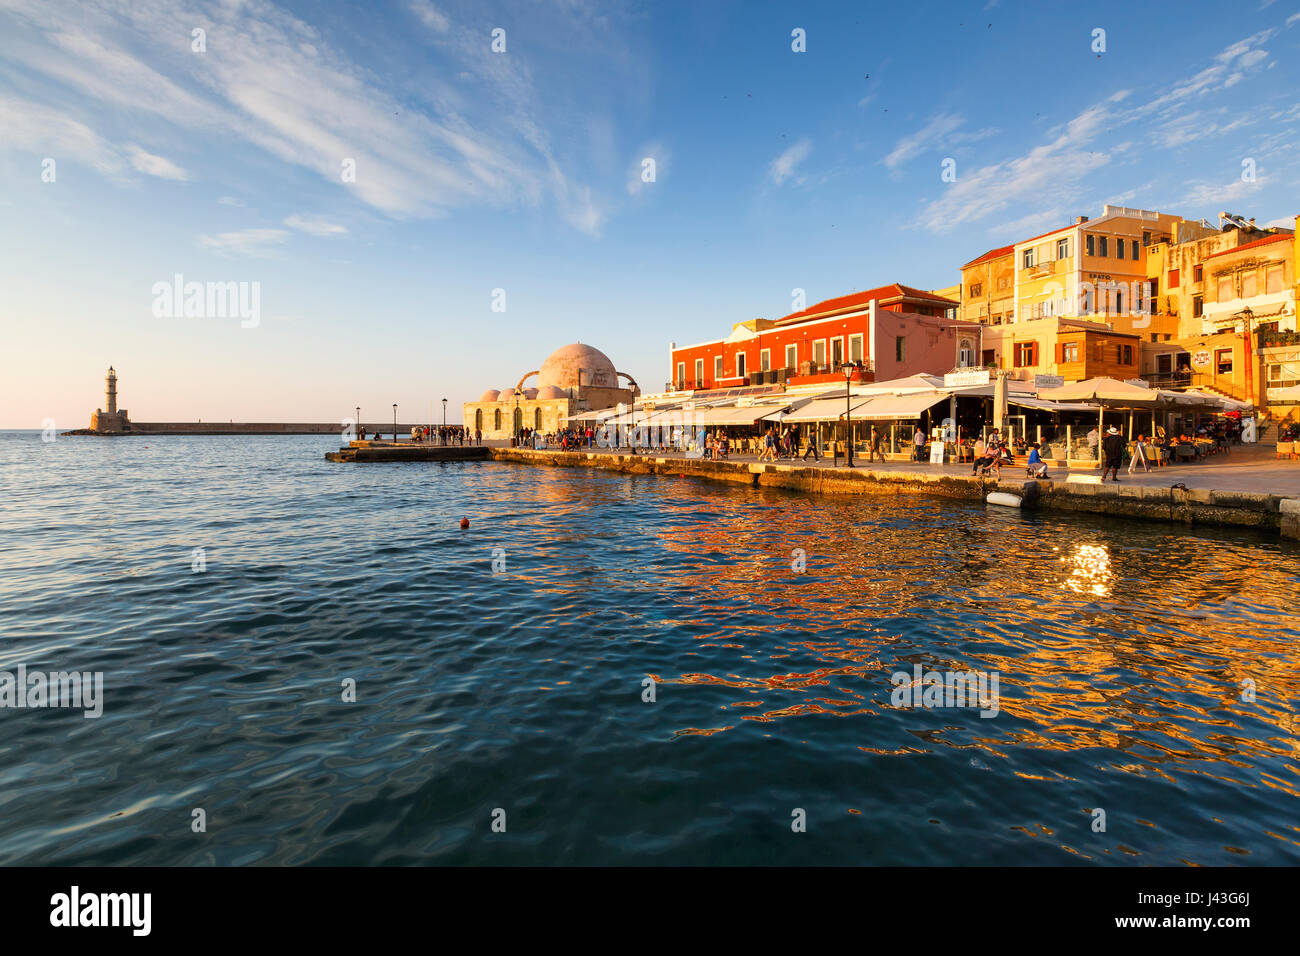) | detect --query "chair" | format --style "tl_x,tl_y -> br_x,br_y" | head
1278,441 -> 1295,461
